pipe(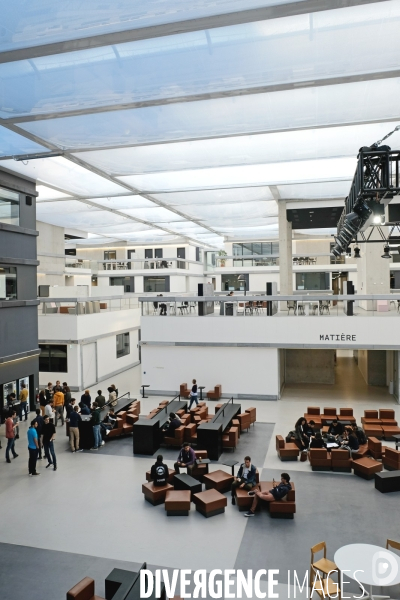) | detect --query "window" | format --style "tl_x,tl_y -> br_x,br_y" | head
154,248 -> 163,259
0,266 -> 17,300
116,333 -> 130,358
0,187 -> 19,226
296,272 -> 330,290
145,249 -> 153,259
144,276 -> 169,292
222,274 -> 249,292
39,345 -> 68,372
177,248 -> 186,259
110,276 -> 134,292
196,247 -> 202,262
233,242 -> 279,266
104,251 -> 116,260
